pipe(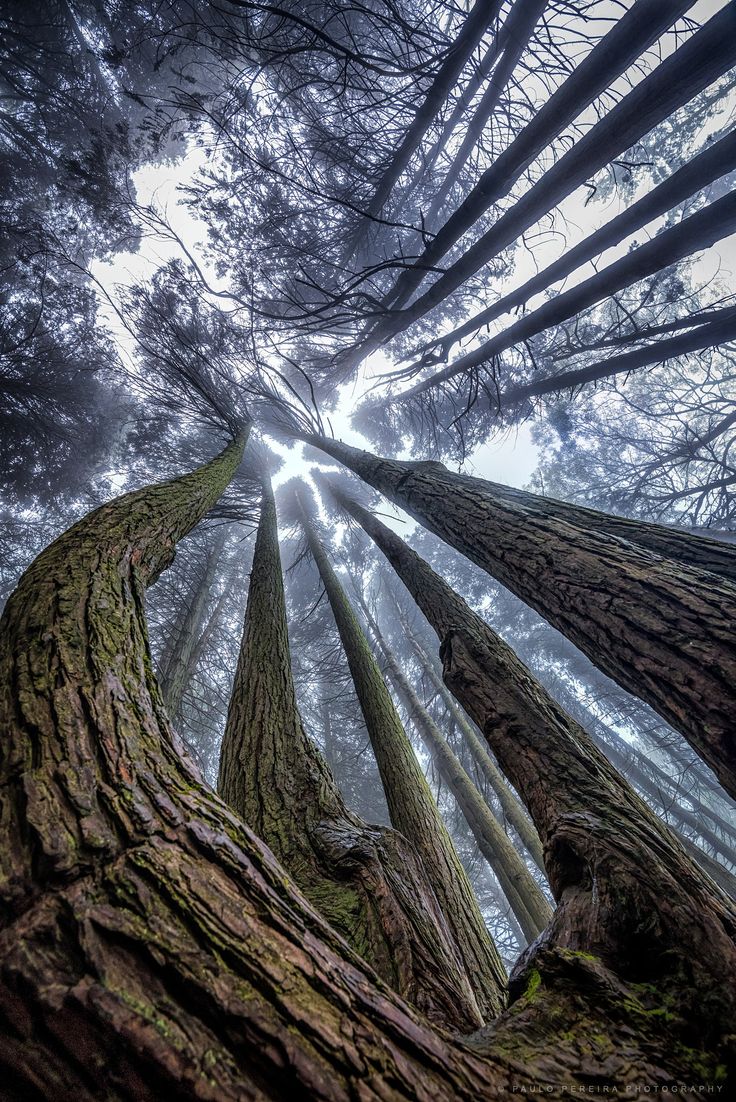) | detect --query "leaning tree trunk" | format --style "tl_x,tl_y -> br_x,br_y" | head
305,436 -> 736,797
158,525 -> 228,721
362,3 -> 735,353
362,603 -> 552,943
414,128 -> 736,363
322,478 -> 736,1070
292,487 -> 507,1021
217,474 -> 485,1032
392,596 -> 546,874
2,436 -> 735,1096
399,189 -> 736,397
